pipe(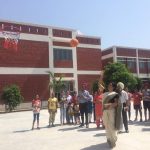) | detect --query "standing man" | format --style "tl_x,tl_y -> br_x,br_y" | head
142,83 -> 150,122
48,92 -> 58,127
125,87 -> 132,121
88,94 -> 93,123
117,82 -> 129,133
78,82 -> 90,128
